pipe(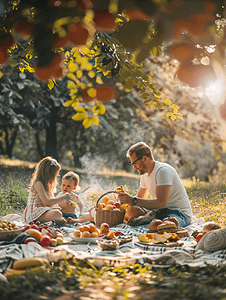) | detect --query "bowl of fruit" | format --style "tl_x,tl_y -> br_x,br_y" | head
0,220 -> 24,241
94,188 -> 127,228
